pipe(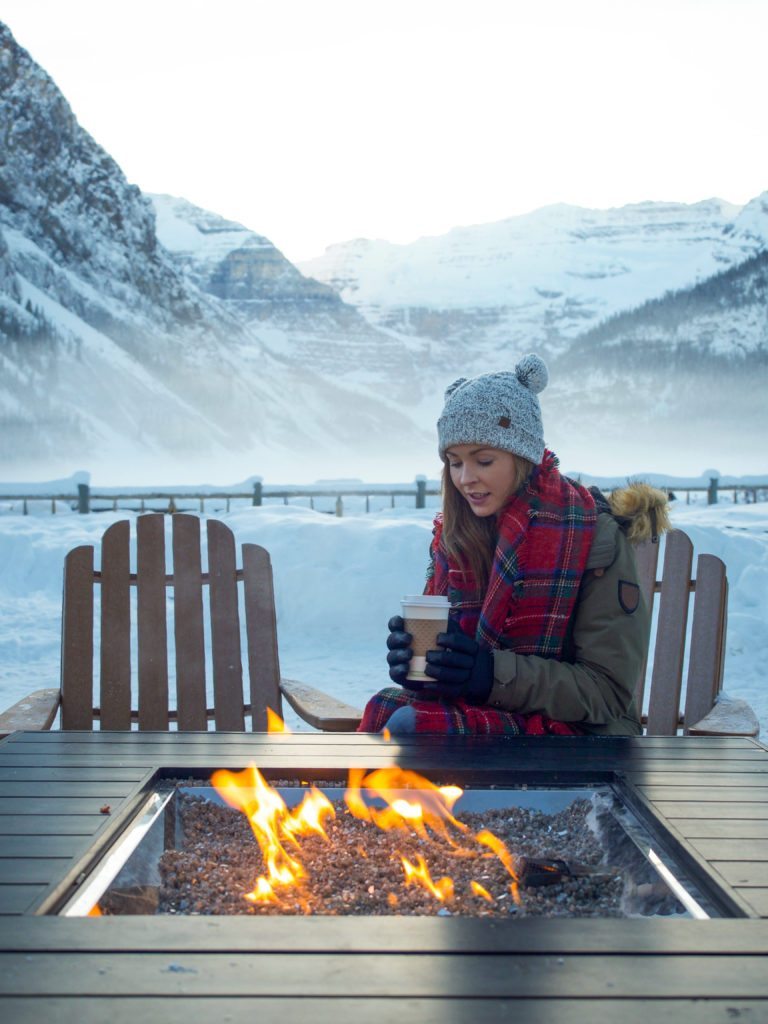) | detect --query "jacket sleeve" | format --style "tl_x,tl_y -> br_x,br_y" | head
487,518 -> 649,729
